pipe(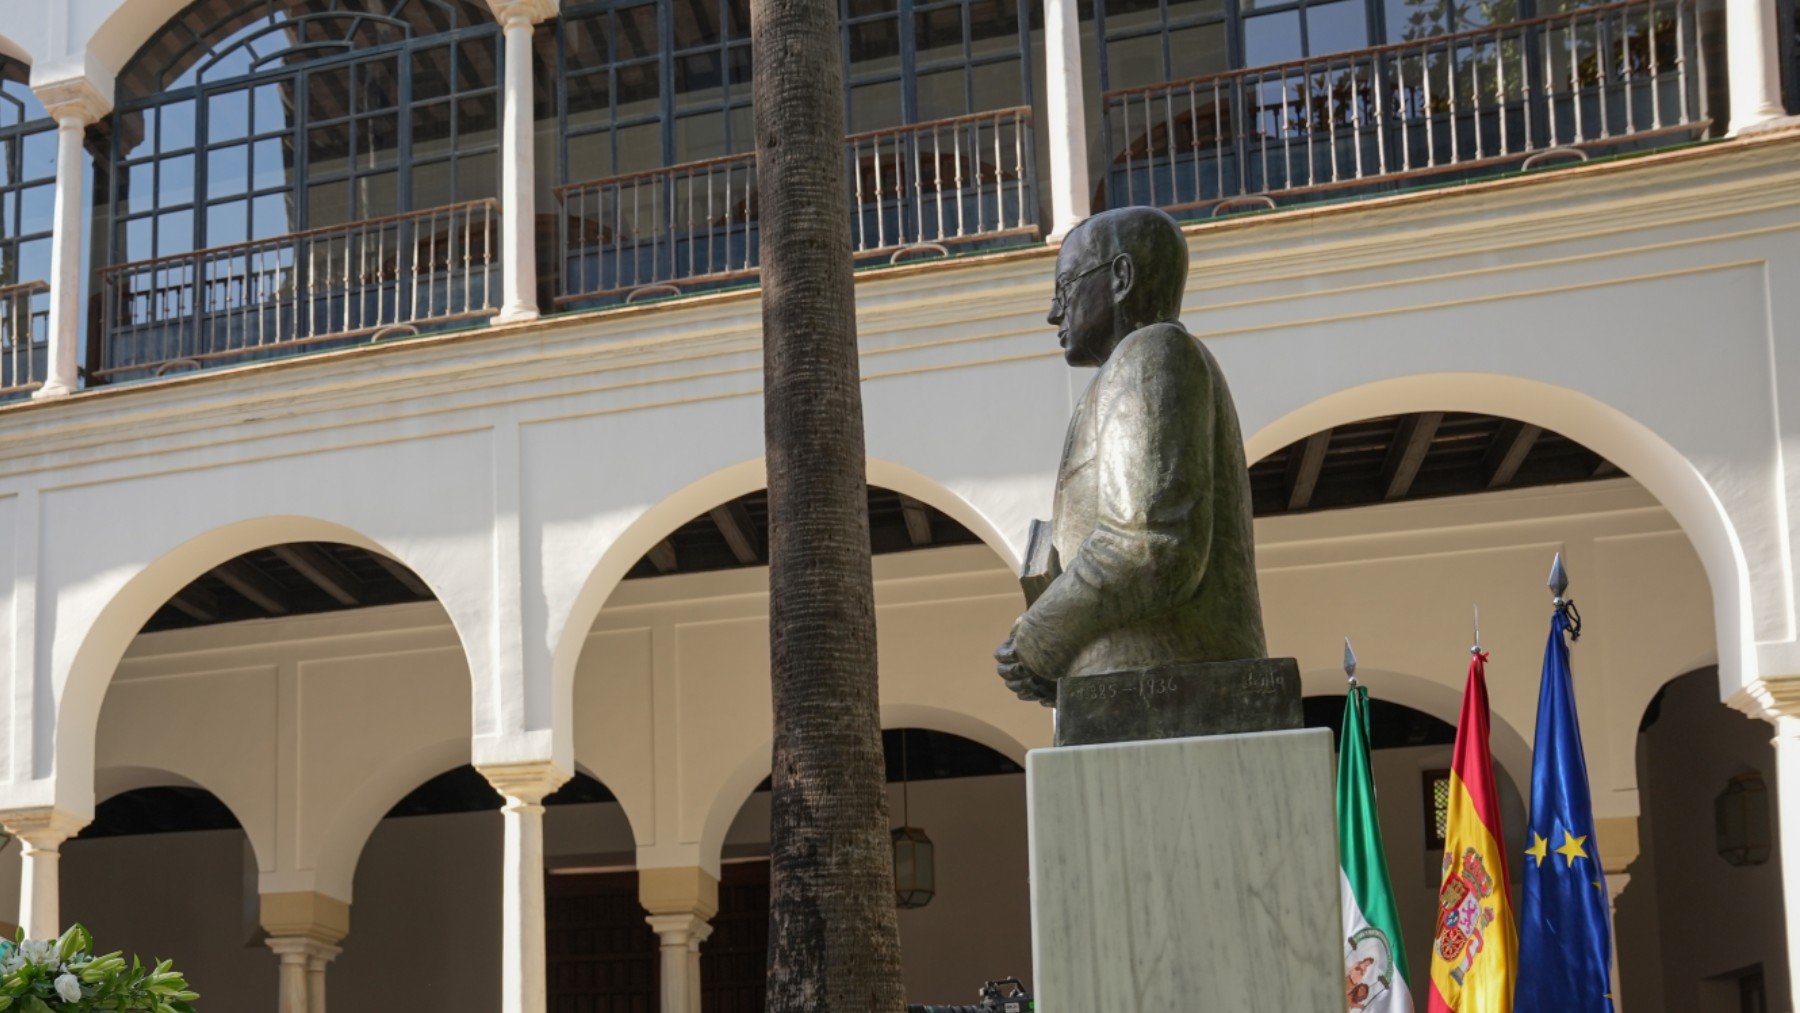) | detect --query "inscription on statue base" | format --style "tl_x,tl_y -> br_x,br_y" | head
1054,657 -> 1301,746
